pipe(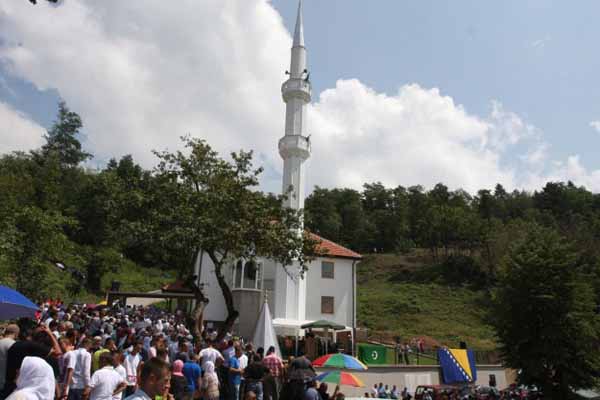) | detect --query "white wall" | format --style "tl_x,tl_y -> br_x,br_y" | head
304,256 -> 355,327
195,252 -> 357,330
195,251 -> 228,323
319,365 -> 512,397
